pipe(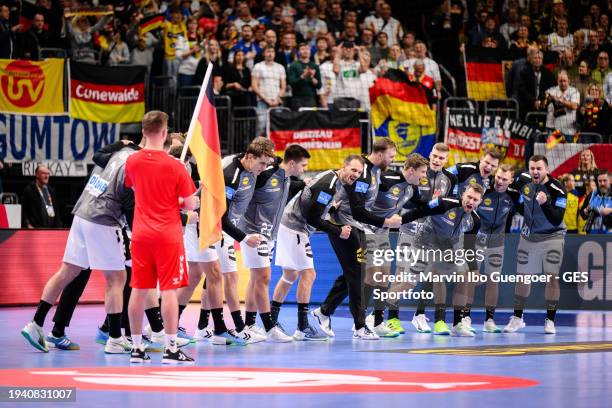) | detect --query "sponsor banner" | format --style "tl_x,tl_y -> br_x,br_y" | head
444,113 -> 536,168
69,61 -> 146,123
269,110 -> 361,171
388,341 -> 612,356
0,113 -> 118,164
0,59 -> 65,115
21,160 -> 89,177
